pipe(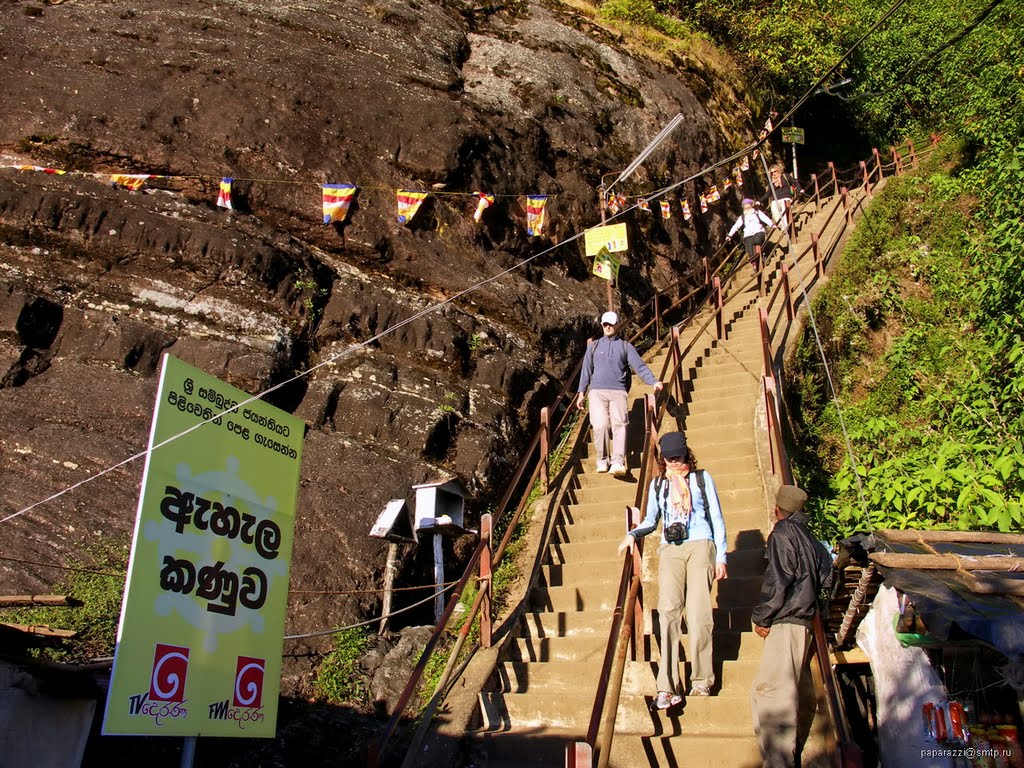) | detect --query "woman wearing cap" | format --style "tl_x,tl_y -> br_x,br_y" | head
761,164 -> 799,247
618,431 -> 728,709
726,198 -> 775,269
576,311 -> 663,476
